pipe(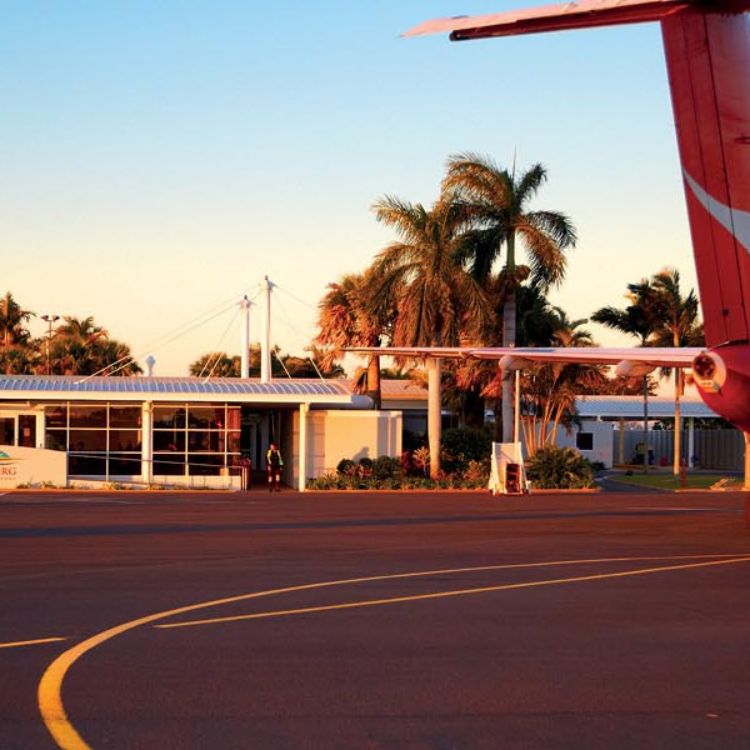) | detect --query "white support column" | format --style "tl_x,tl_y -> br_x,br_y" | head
688,417 -> 695,468
513,369 -> 521,444
618,418 -> 626,465
240,295 -> 251,378
141,401 -> 153,485
427,357 -> 441,479
261,276 -> 273,384
35,411 -> 45,449
260,414 -> 270,464
298,402 -> 309,492
673,369 -> 682,476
